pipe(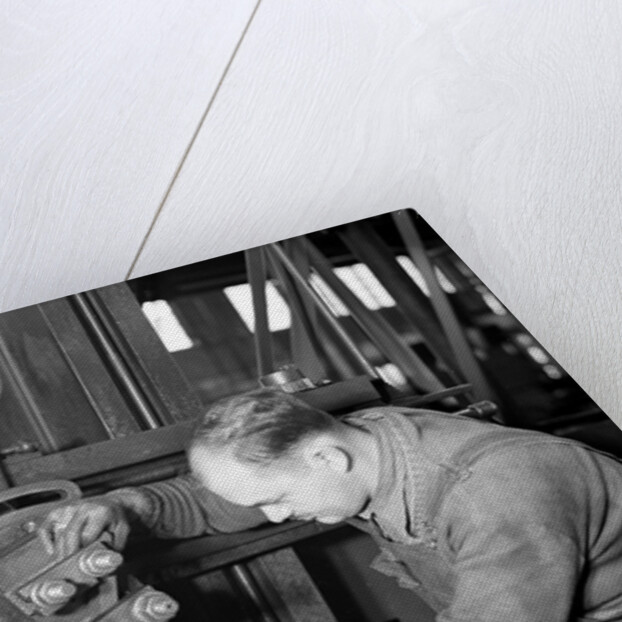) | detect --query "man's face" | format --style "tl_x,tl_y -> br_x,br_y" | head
189,440 -> 370,524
